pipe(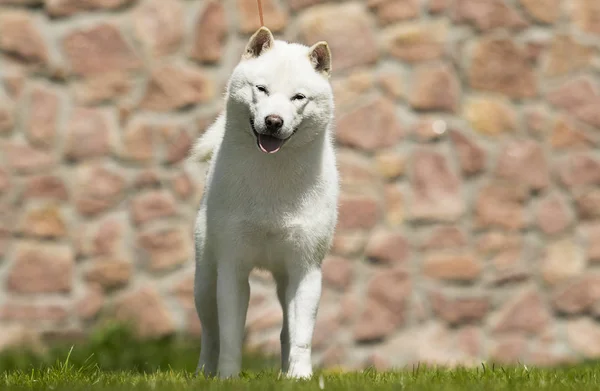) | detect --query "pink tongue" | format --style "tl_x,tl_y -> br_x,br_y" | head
258,134 -> 285,154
